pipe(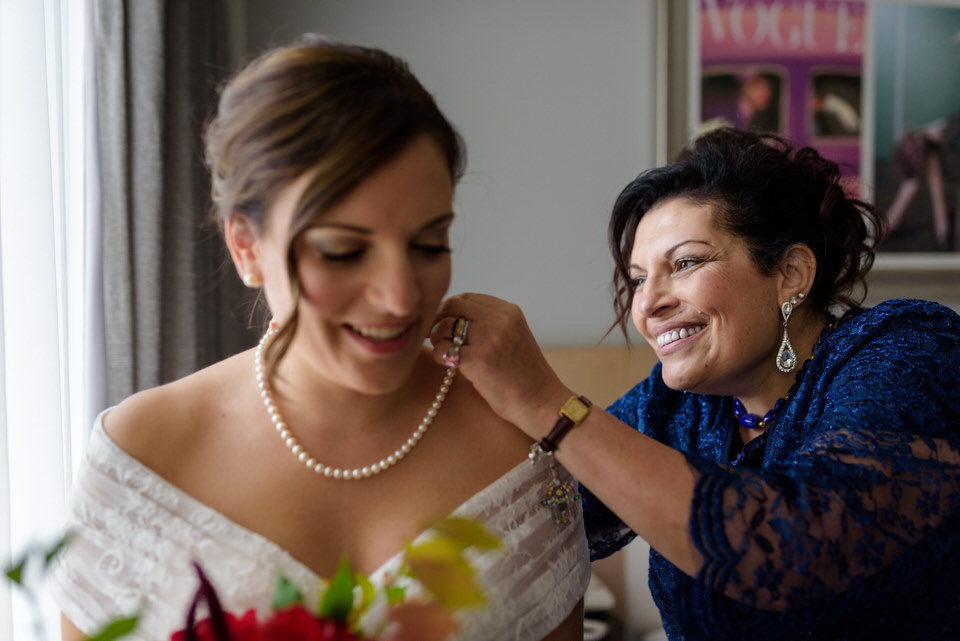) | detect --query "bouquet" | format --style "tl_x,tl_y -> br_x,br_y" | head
5,516 -> 501,641
172,516 -> 503,641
